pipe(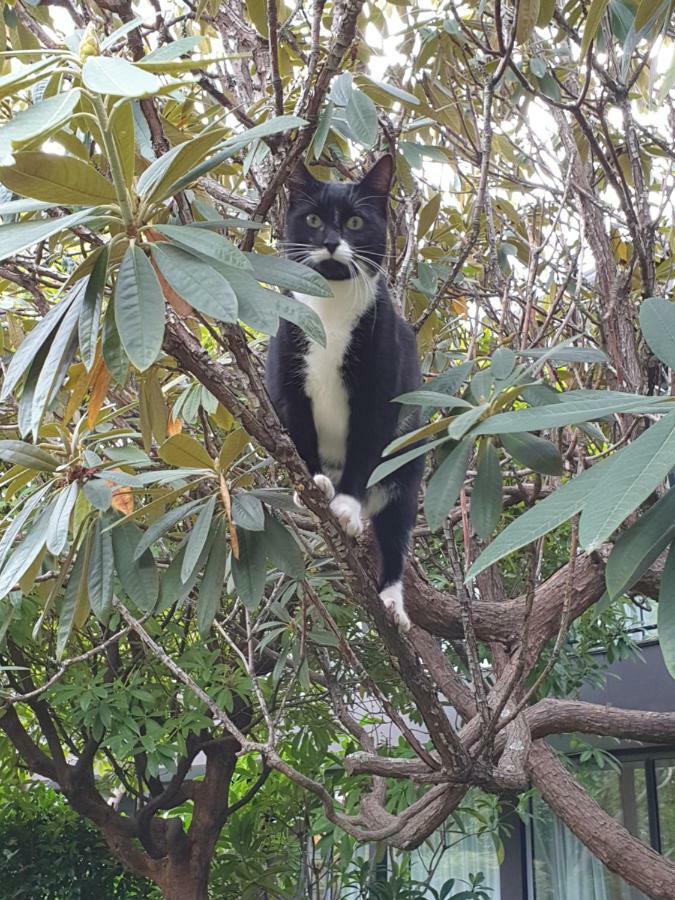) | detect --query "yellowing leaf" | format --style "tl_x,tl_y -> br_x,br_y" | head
111,485 -> 135,516
580,0 -> 611,57
87,357 -> 111,427
159,433 -> 215,469
417,192 -> 441,241
516,0 -> 540,43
